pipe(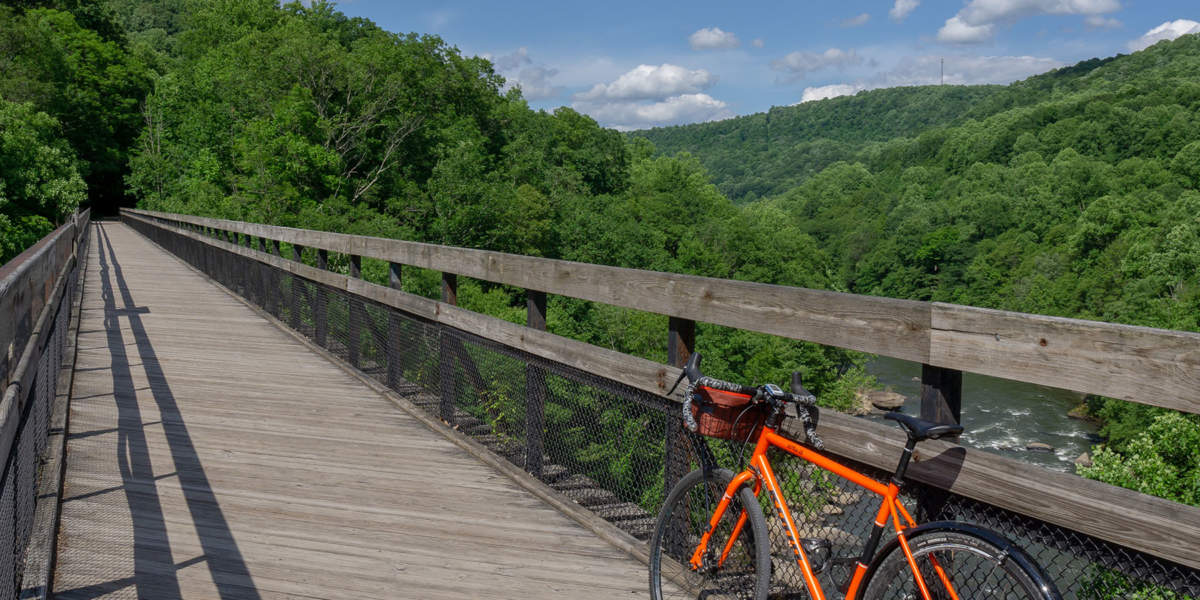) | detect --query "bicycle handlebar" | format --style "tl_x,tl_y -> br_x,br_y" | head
675,353 -> 822,448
